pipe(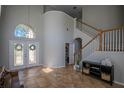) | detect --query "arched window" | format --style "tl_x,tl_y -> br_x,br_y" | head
15,24 -> 35,38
